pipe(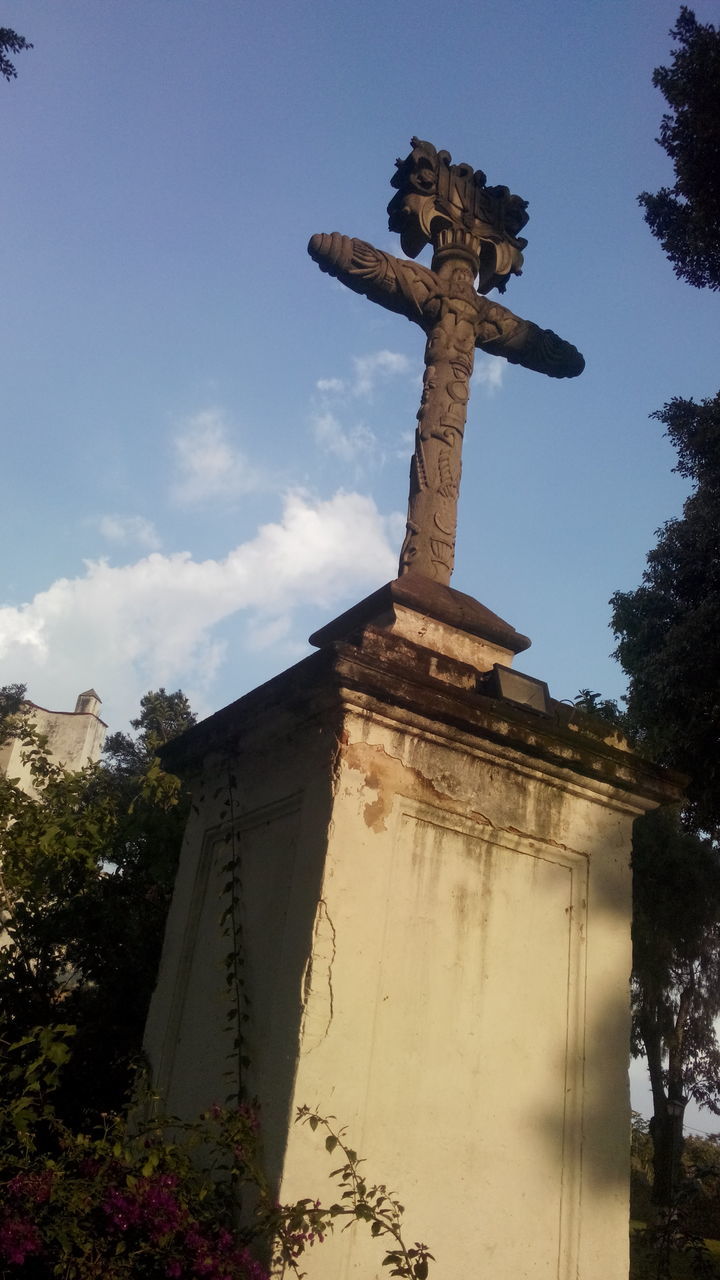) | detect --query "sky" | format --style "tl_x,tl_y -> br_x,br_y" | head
1,0 -> 719,1127
2,0 -> 718,731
